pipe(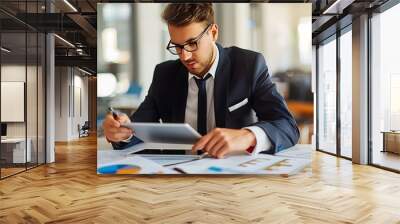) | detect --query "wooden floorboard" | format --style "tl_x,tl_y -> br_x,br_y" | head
1,135 -> 400,223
